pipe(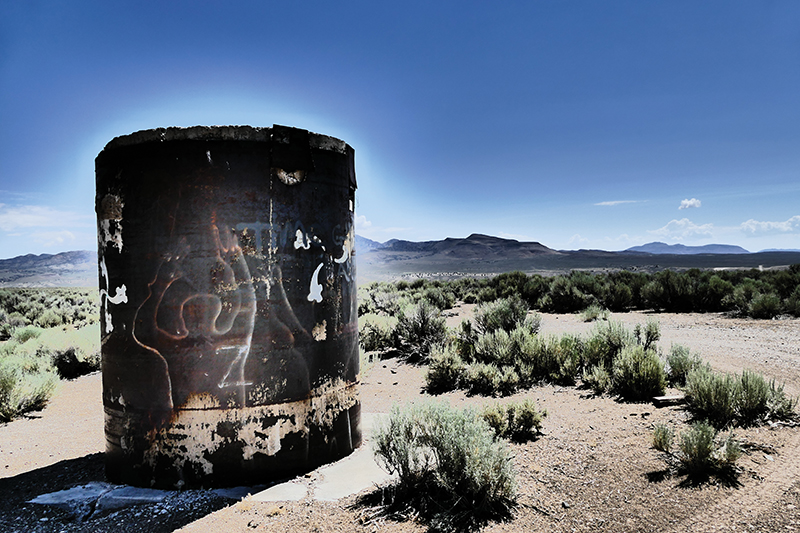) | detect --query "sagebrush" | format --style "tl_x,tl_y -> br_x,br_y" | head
373,402 -> 516,531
